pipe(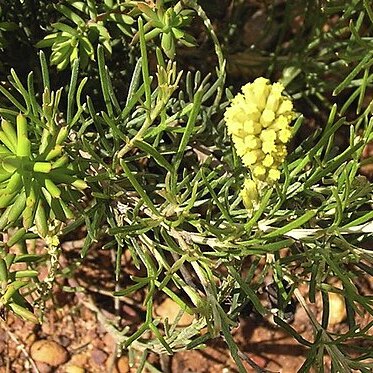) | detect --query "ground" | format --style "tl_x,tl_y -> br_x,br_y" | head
1,237 -> 372,373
